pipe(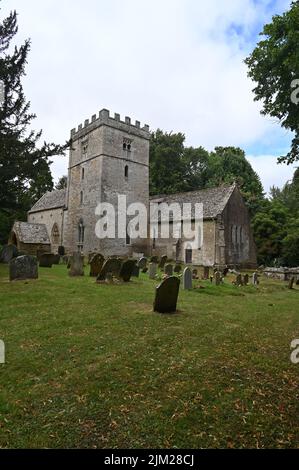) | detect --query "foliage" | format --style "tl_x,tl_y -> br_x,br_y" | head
55,175 -> 68,190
